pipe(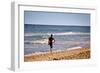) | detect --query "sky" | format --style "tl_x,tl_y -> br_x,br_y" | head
24,11 -> 90,26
